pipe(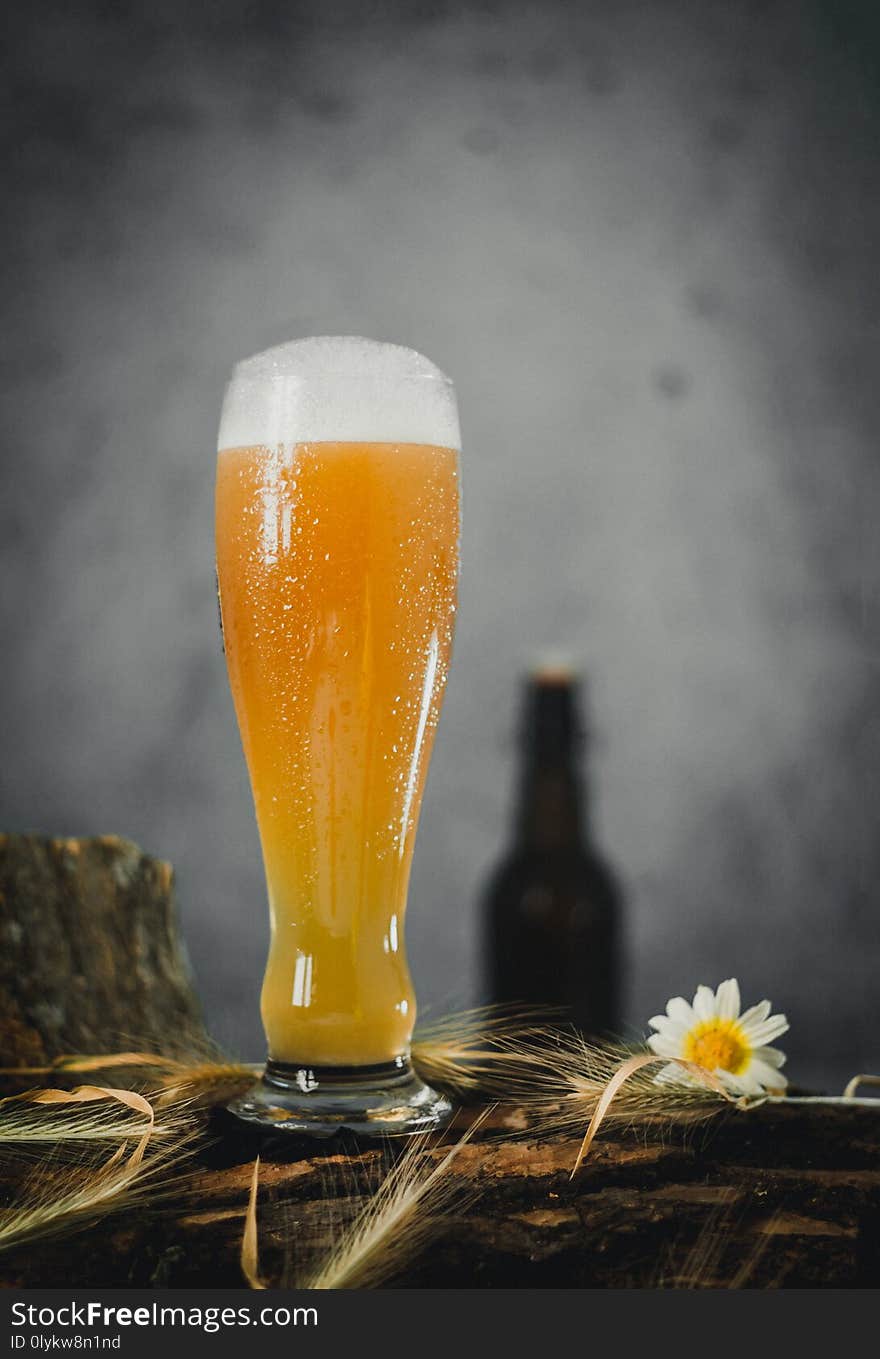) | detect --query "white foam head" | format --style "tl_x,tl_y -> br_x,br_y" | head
218,336 -> 460,451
